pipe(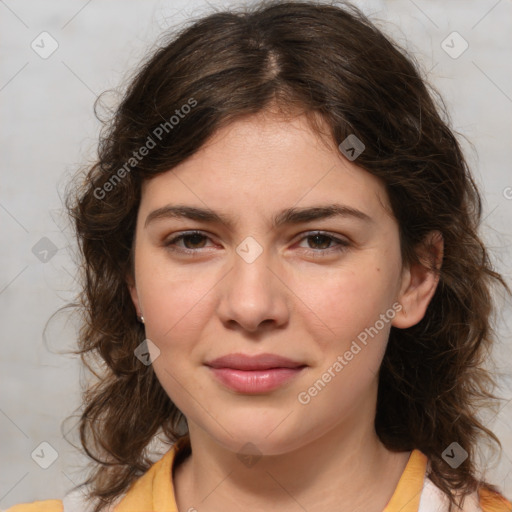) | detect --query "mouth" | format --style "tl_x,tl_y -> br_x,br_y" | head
204,353 -> 307,394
